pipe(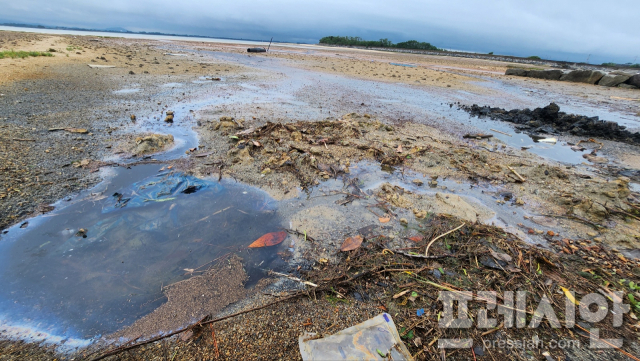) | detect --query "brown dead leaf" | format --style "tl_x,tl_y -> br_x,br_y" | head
408,235 -> 424,242
379,217 -> 390,223
248,231 -> 288,248
396,144 -> 403,153
340,235 -> 363,251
